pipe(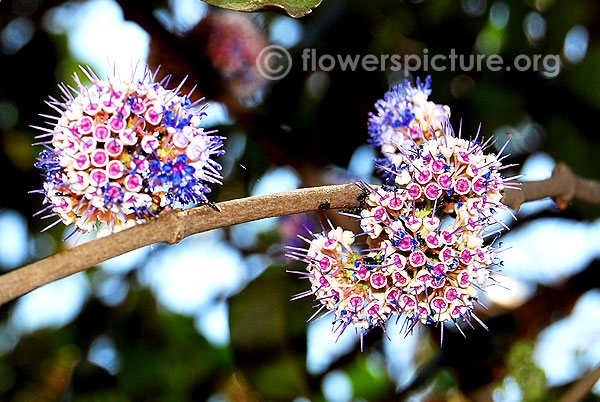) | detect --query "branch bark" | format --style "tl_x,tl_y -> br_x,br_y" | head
502,162 -> 600,211
1,163 -> 599,307
0,183 -> 365,306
